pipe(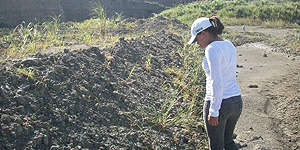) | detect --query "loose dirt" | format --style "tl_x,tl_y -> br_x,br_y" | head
234,35 -> 300,149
